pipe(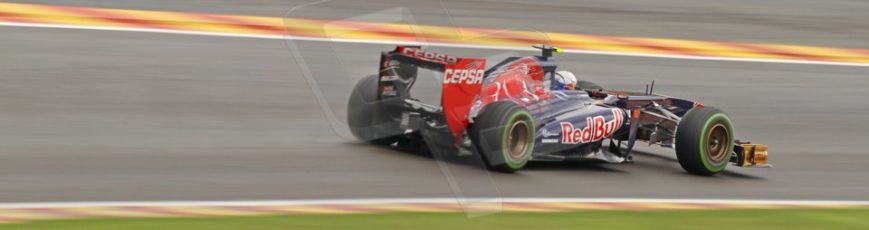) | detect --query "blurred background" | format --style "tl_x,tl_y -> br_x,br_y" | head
1,0 -> 868,205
